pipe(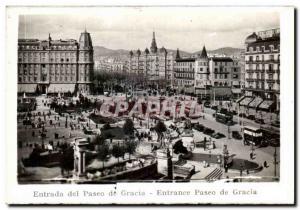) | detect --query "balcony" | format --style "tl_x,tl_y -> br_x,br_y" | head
266,69 -> 275,73
266,79 -> 275,83
268,59 -> 280,63
246,78 -> 255,82
213,71 -> 229,74
245,60 -> 263,64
